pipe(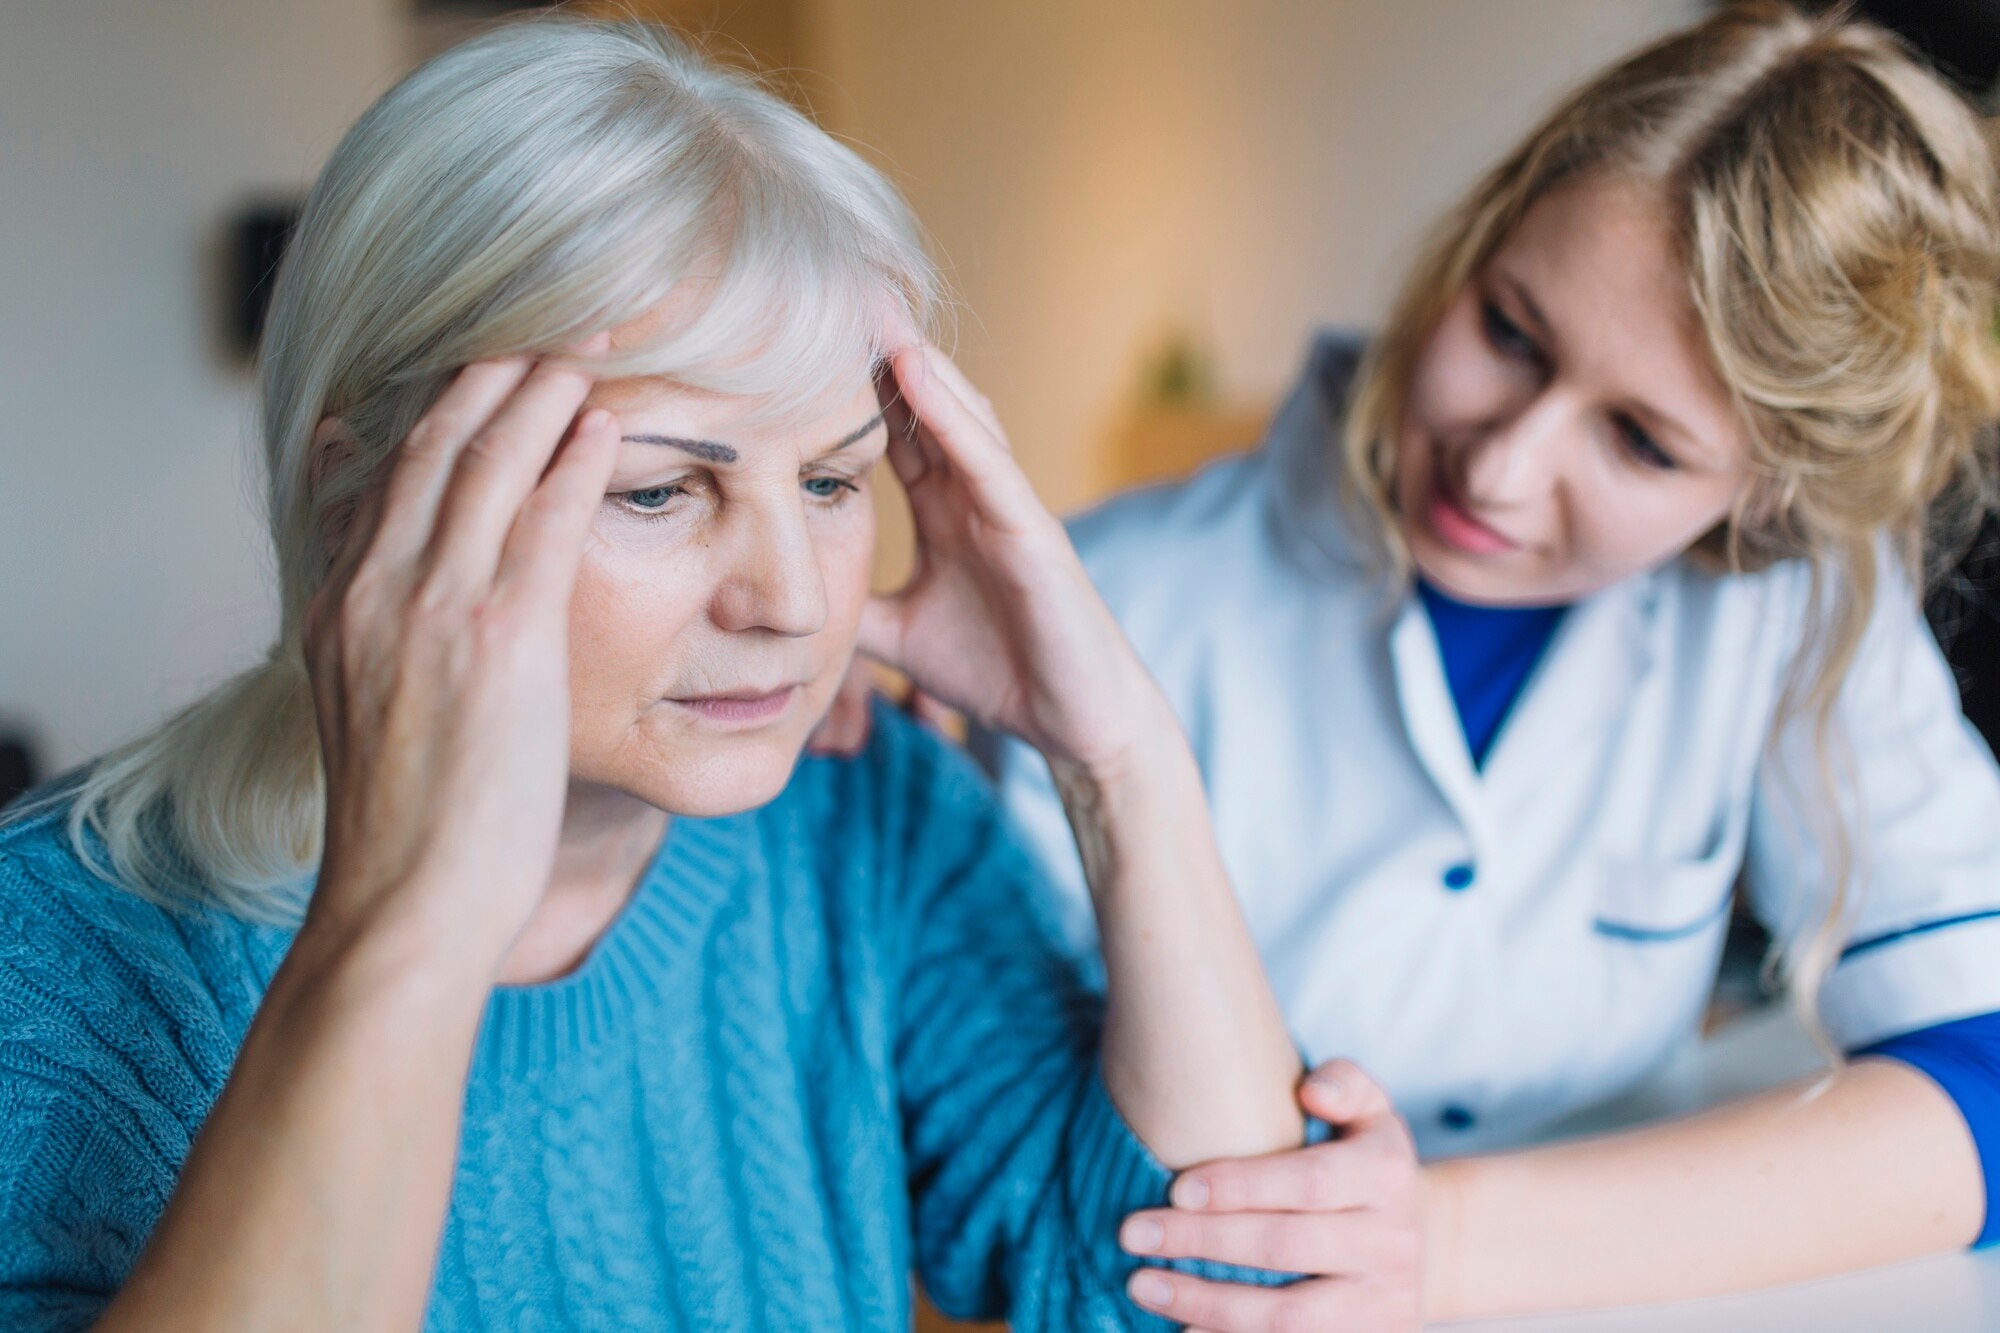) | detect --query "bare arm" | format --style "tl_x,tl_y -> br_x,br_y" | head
1052,720 -> 1304,1166
94,351 -> 618,1330
868,342 -> 1303,1169
1426,1056 -> 1981,1320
